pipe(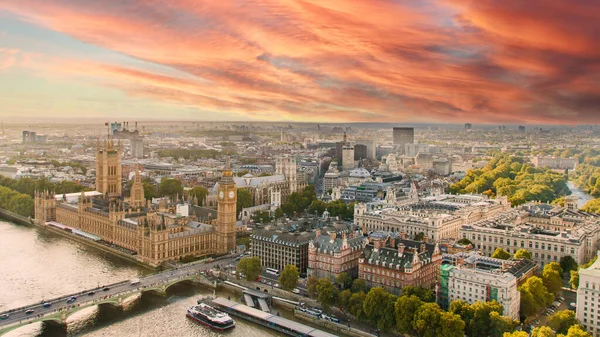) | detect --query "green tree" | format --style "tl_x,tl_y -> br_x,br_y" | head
470,300 -> 505,337
531,326 -> 557,337
348,291 -> 367,321
457,238 -> 473,246
274,207 -> 285,219
236,257 -> 262,281
503,332 -> 529,337
450,300 -> 474,336
363,287 -> 390,327
582,199 -> 600,213
548,310 -> 579,335
8,194 -> 34,217
560,256 -> 578,275
351,279 -> 367,293
278,264 -> 299,291
307,275 -> 318,299
437,311 -> 465,337
402,285 -> 435,302
519,276 -> 554,317
143,181 -> 158,200
236,188 -> 253,213
514,249 -> 532,260
250,211 -> 272,224
543,268 -> 563,295
414,232 -> 425,241
308,199 -> 328,216
570,255 -> 598,289
395,295 -> 423,334
338,289 -> 352,310
316,278 -> 338,309
190,186 -> 209,206
159,177 -> 183,199
412,302 -> 442,337
489,311 -> 518,337
491,248 -> 511,260
335,272 -> 352,290
563,324 -> 592,337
